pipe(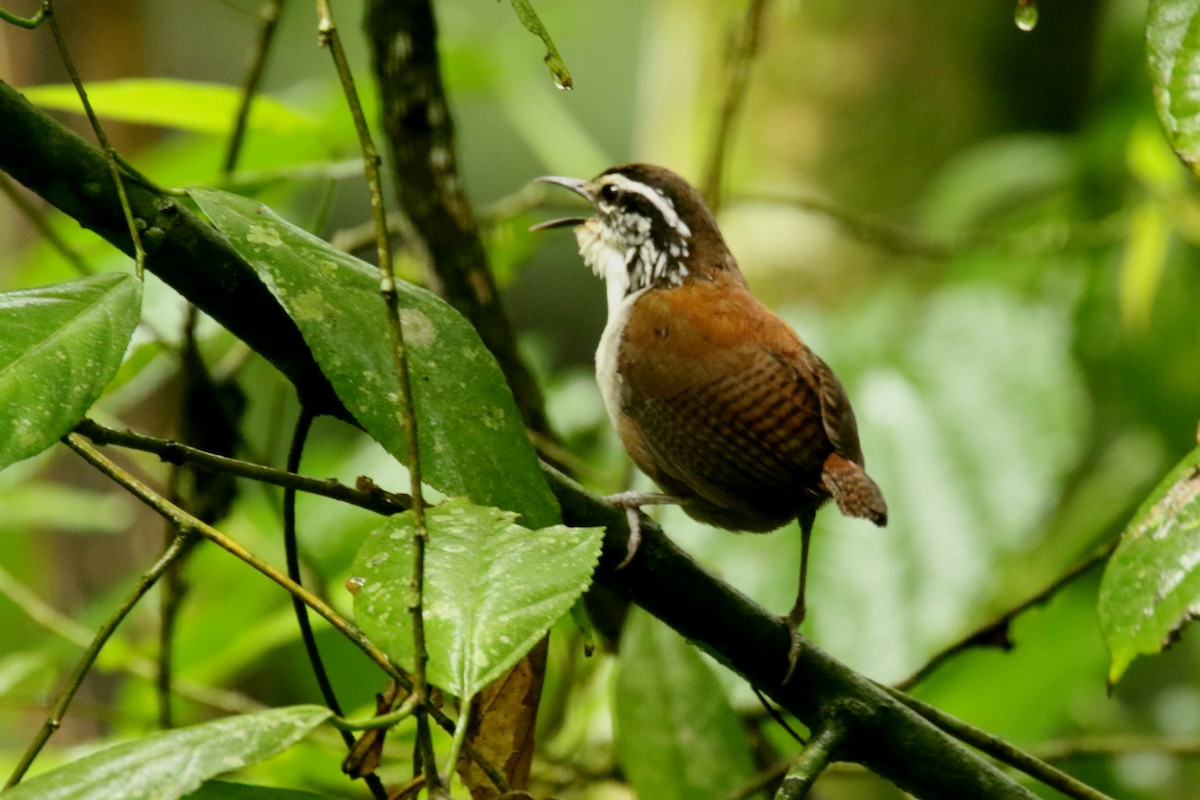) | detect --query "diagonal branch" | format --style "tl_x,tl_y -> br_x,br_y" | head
0,78 -> 344,419
896,538 -> 1119,691
1,76 -> 1092,800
